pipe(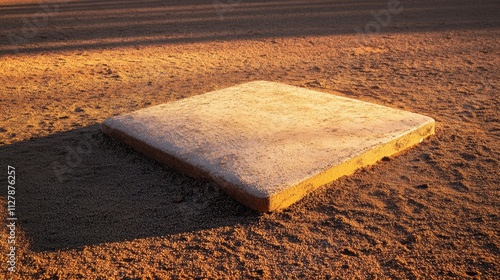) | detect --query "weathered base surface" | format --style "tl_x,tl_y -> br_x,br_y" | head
101,81 -> 435,212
